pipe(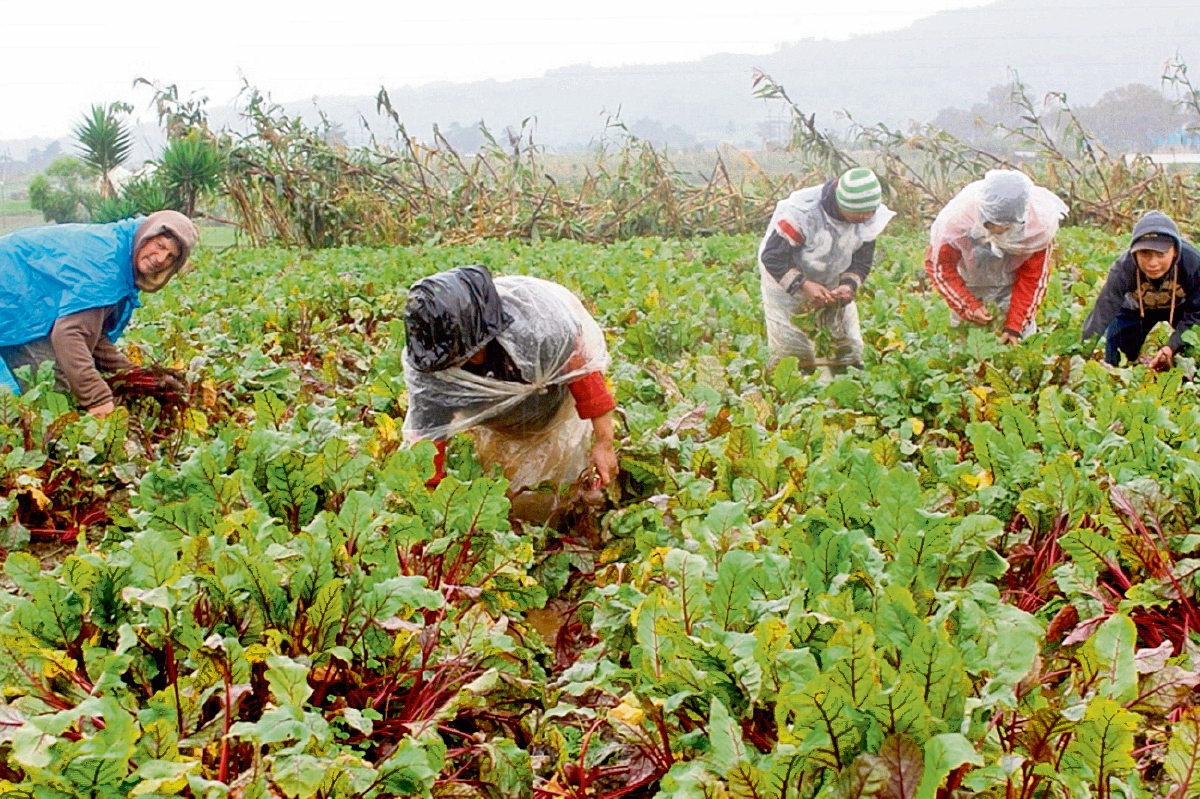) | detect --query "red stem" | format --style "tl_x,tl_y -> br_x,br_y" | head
219,676 -> 232,783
